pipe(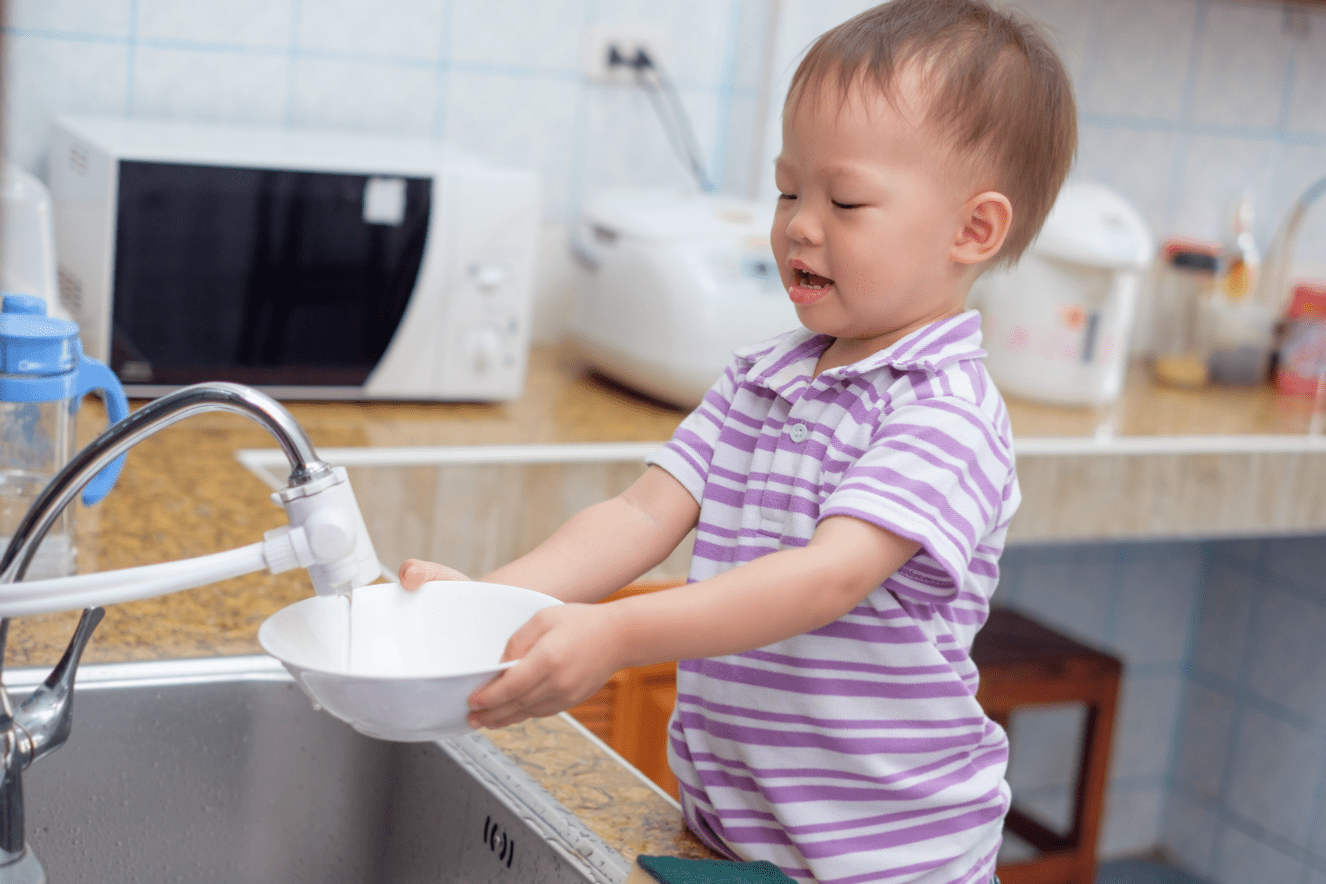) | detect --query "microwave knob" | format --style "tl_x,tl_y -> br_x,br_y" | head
470,263 -> 508,294
465,325 -> 505,374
